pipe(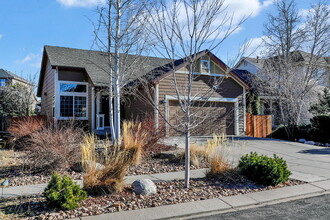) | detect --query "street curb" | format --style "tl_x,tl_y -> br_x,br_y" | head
78,182 -> 330,220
